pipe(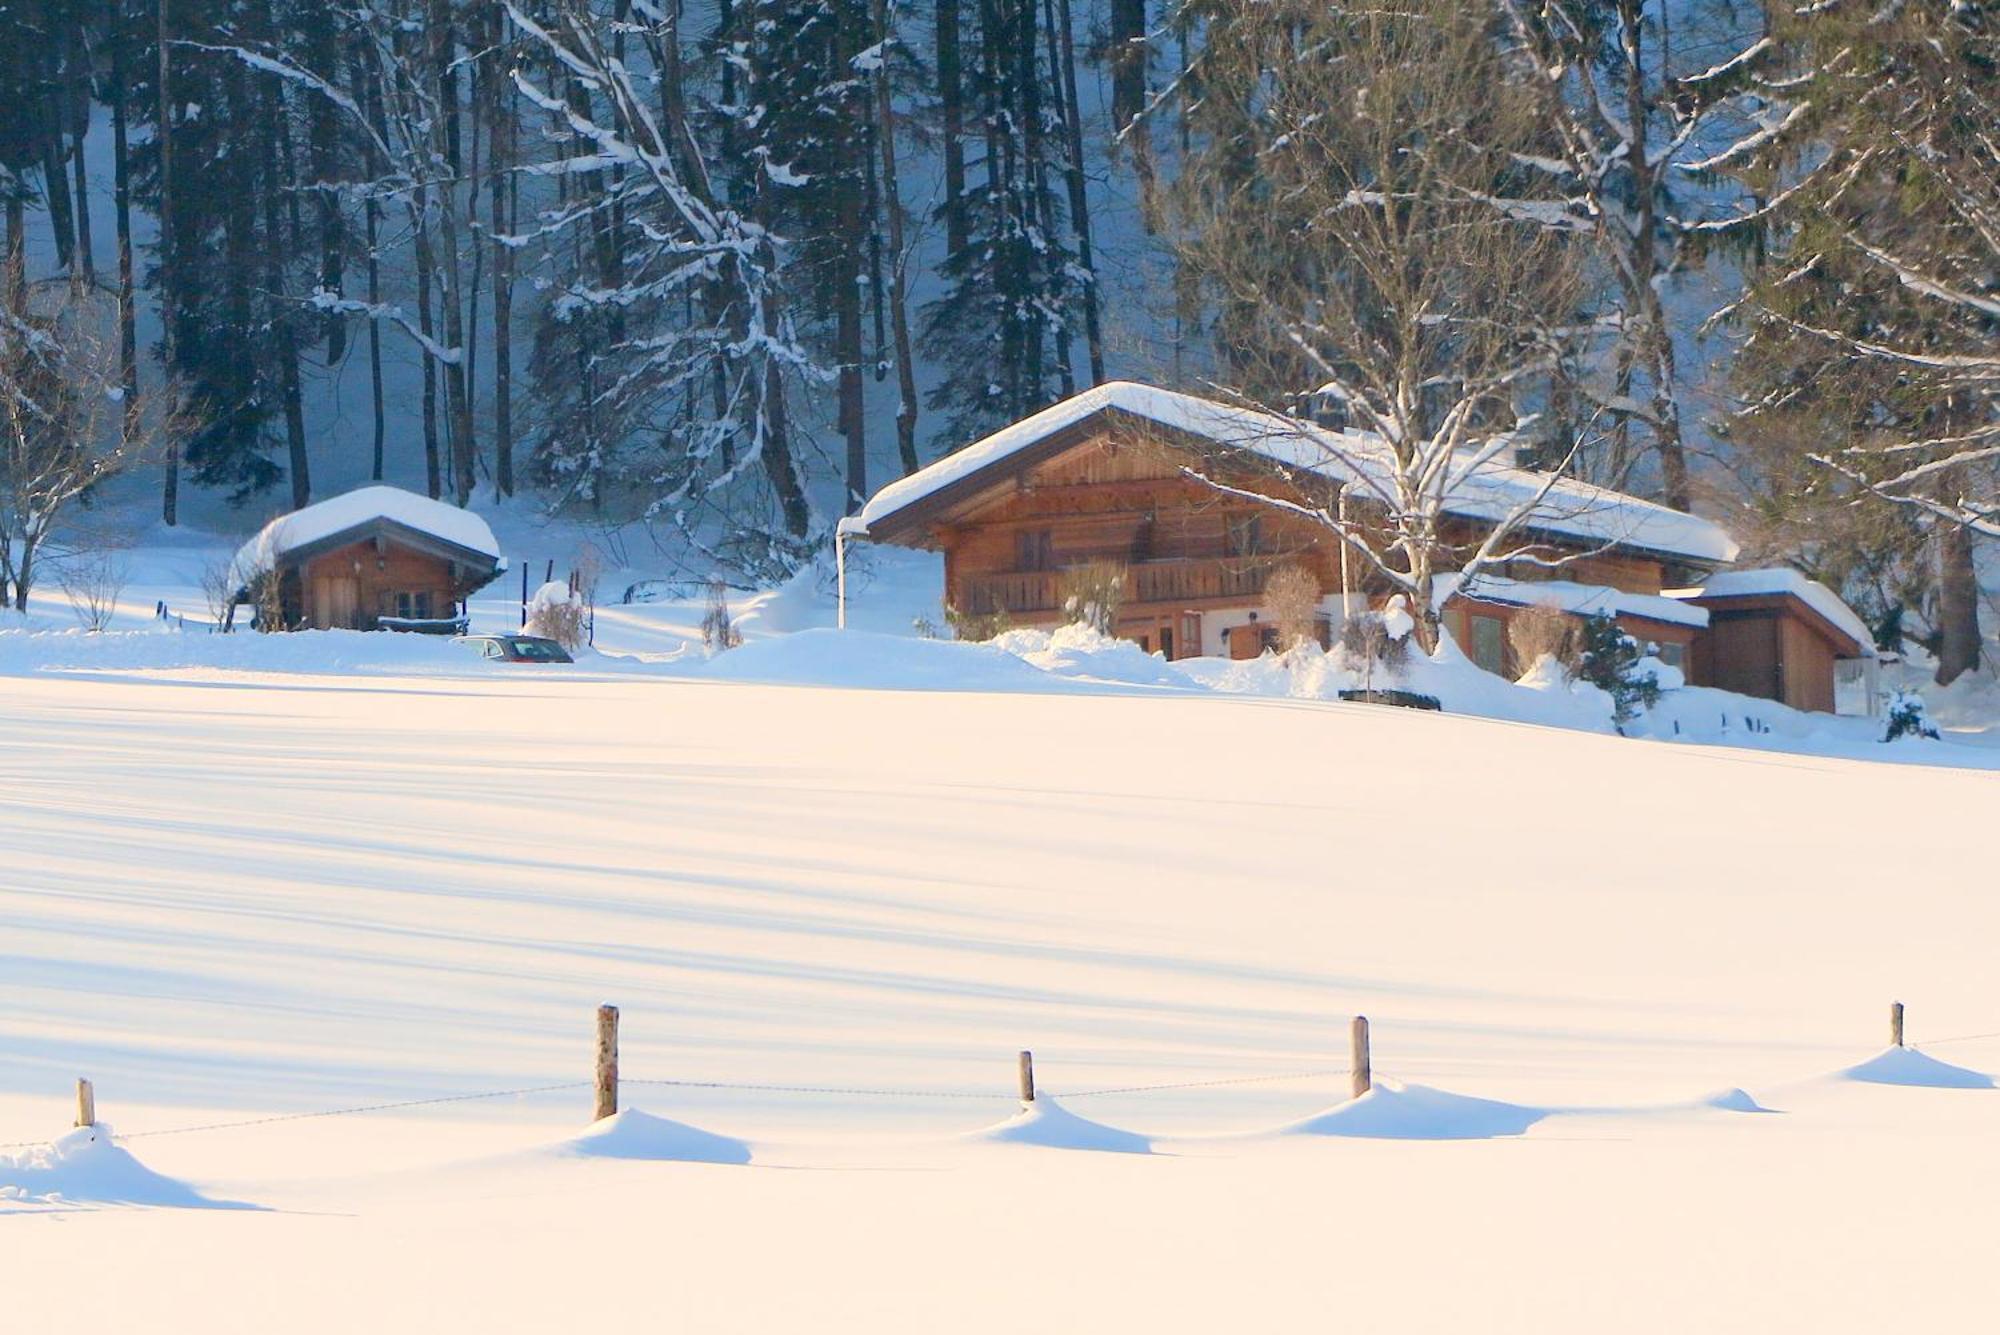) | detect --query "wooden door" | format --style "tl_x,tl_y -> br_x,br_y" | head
311,575 -> 360,629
